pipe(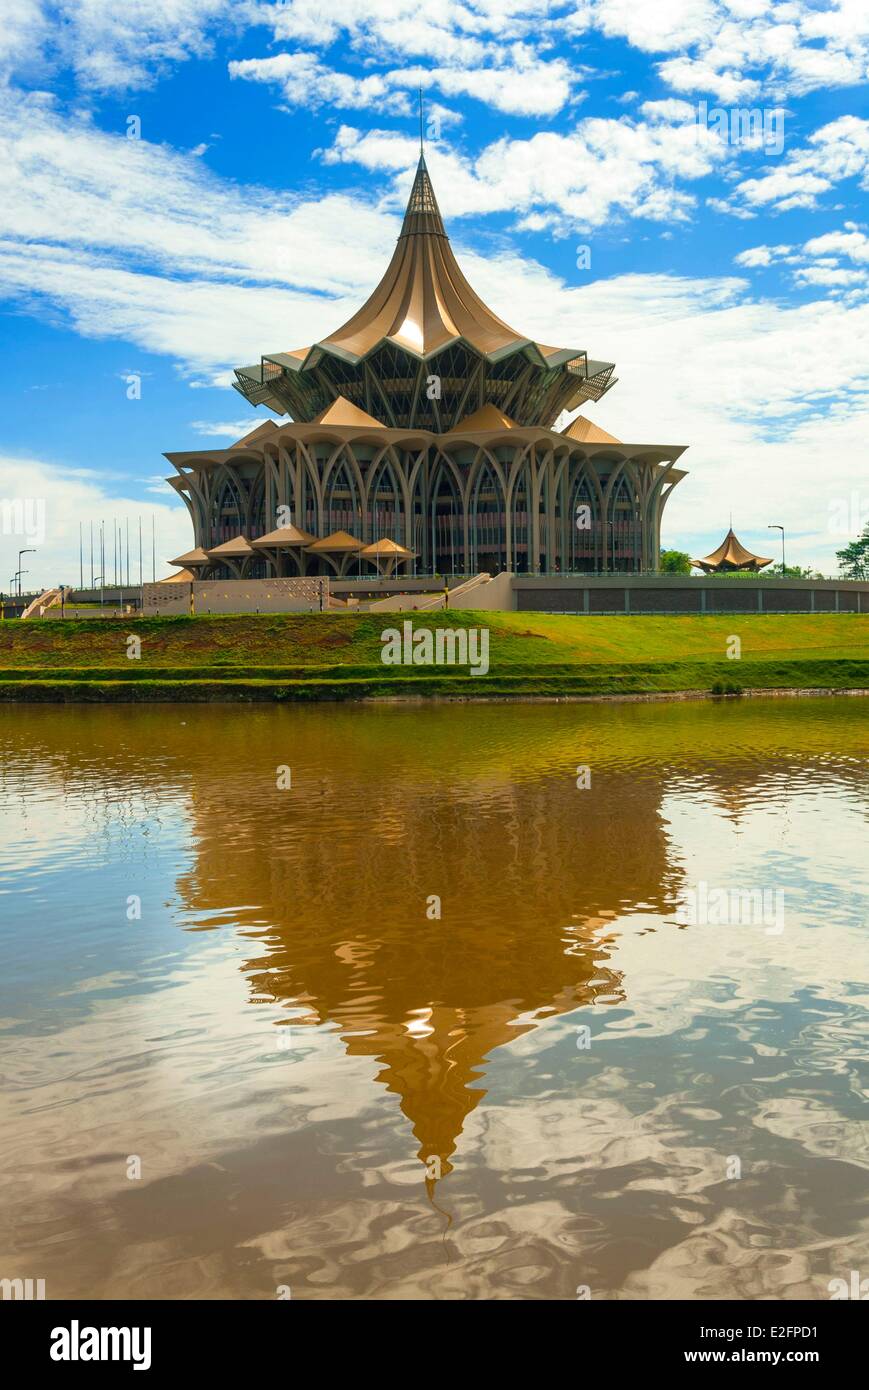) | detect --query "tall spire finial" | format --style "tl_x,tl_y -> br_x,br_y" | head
419,86 -> 424,157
